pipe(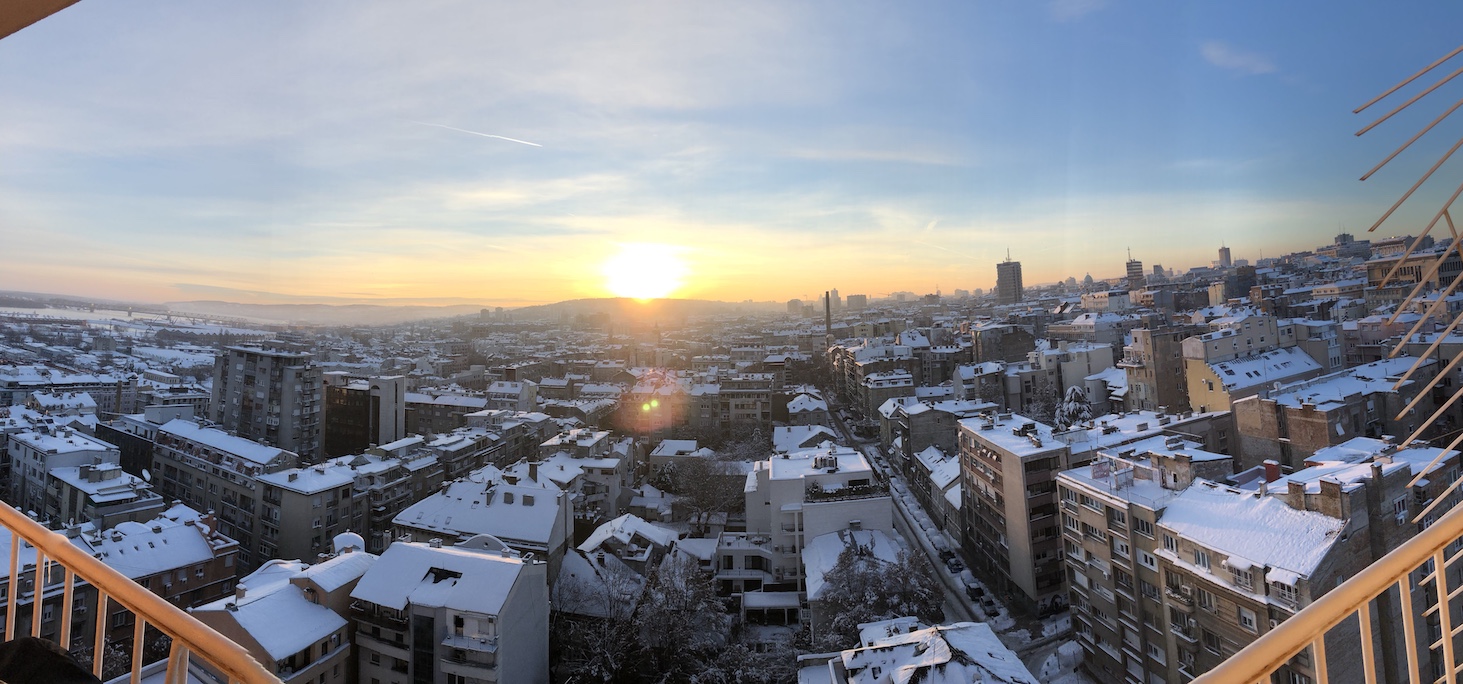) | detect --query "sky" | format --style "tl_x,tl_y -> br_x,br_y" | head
4,1 -> 1463,307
